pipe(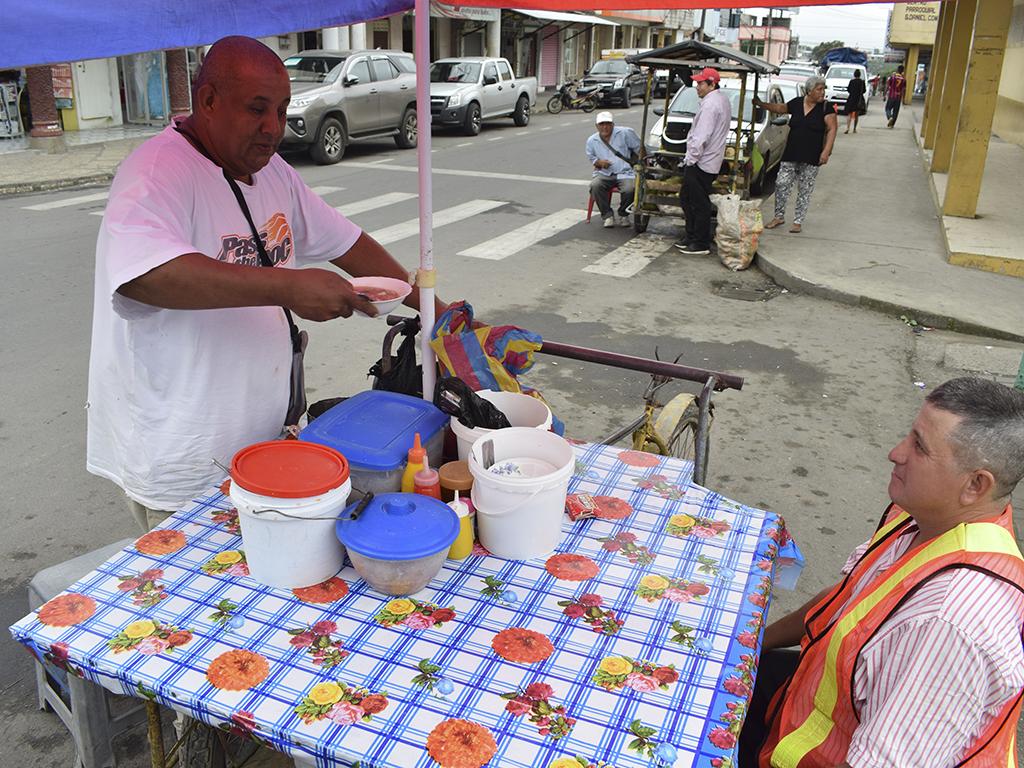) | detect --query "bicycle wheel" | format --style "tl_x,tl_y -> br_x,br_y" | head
582,96 -> 597,113
547,95 -> 563,114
